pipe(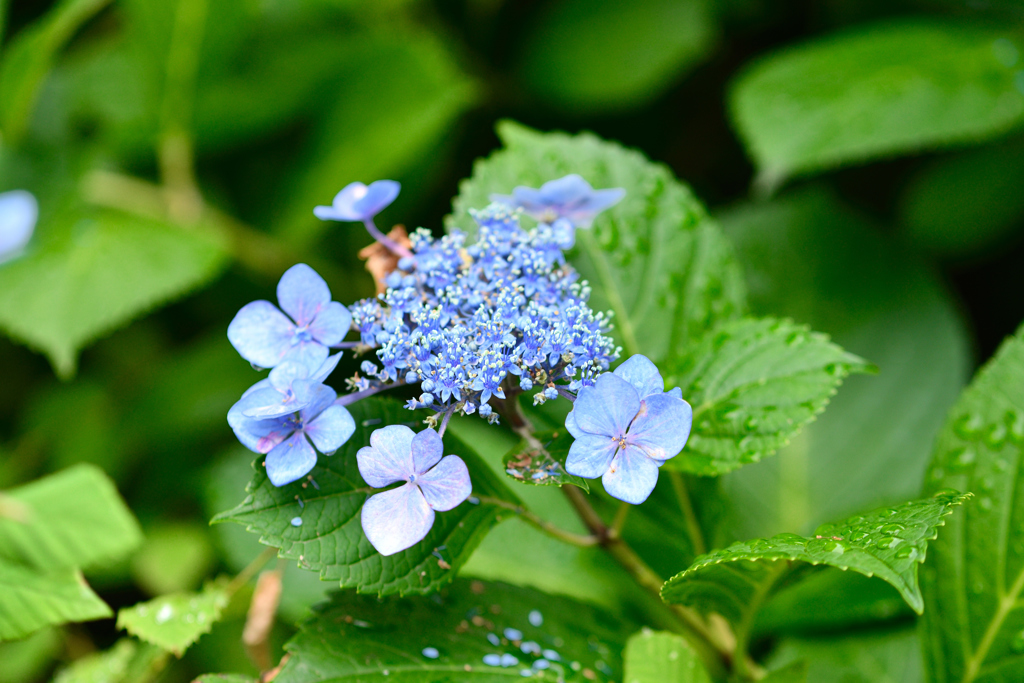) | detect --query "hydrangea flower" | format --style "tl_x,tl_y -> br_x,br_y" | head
228,263 -> 351,372
349,204 -> 619,420
228,383 -> 356,486
313,180 -> 400,222
491,174 -> 625,228
0,190 -> 38,263
564,355 -> 692,505
357,426 -> 471,556
232,353 -> 342,420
